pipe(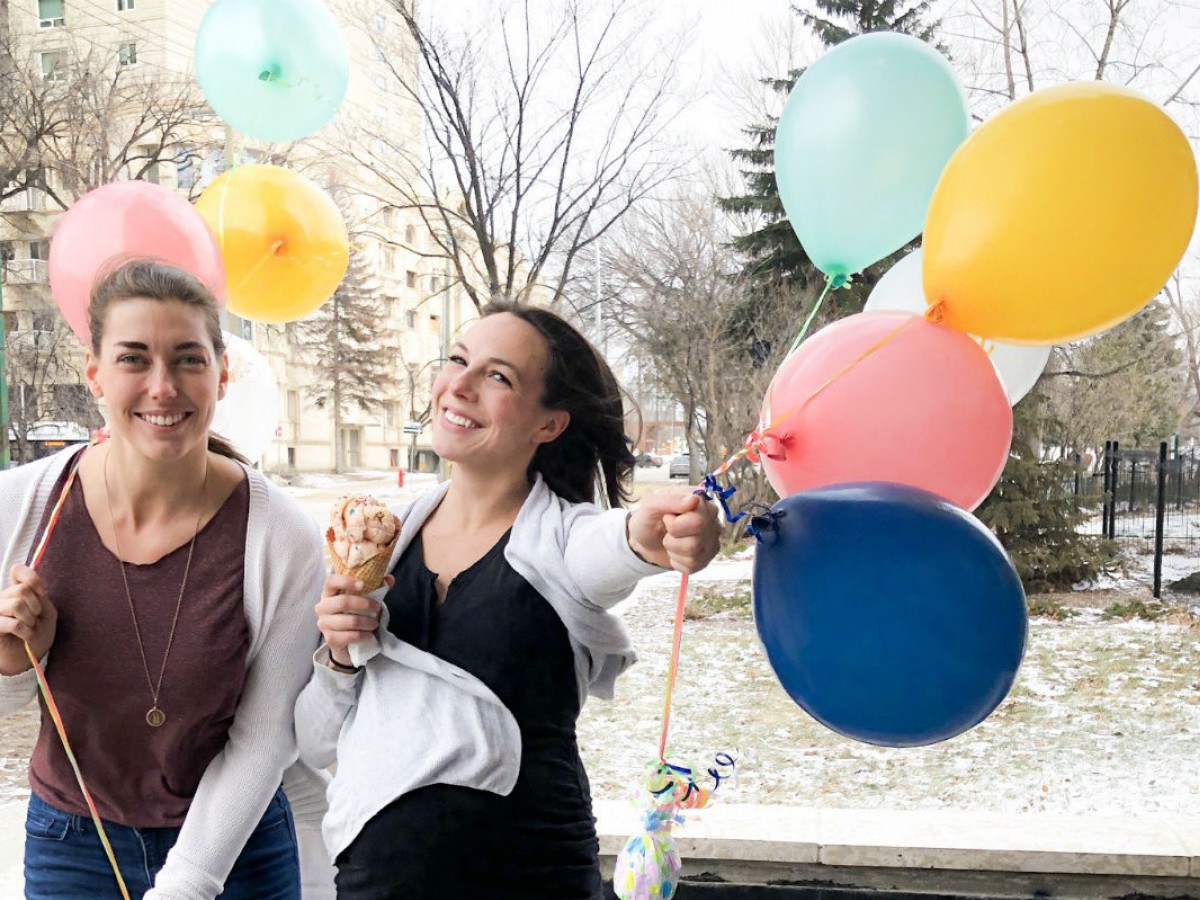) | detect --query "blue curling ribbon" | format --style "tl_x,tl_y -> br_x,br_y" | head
698,475 -> 784,543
